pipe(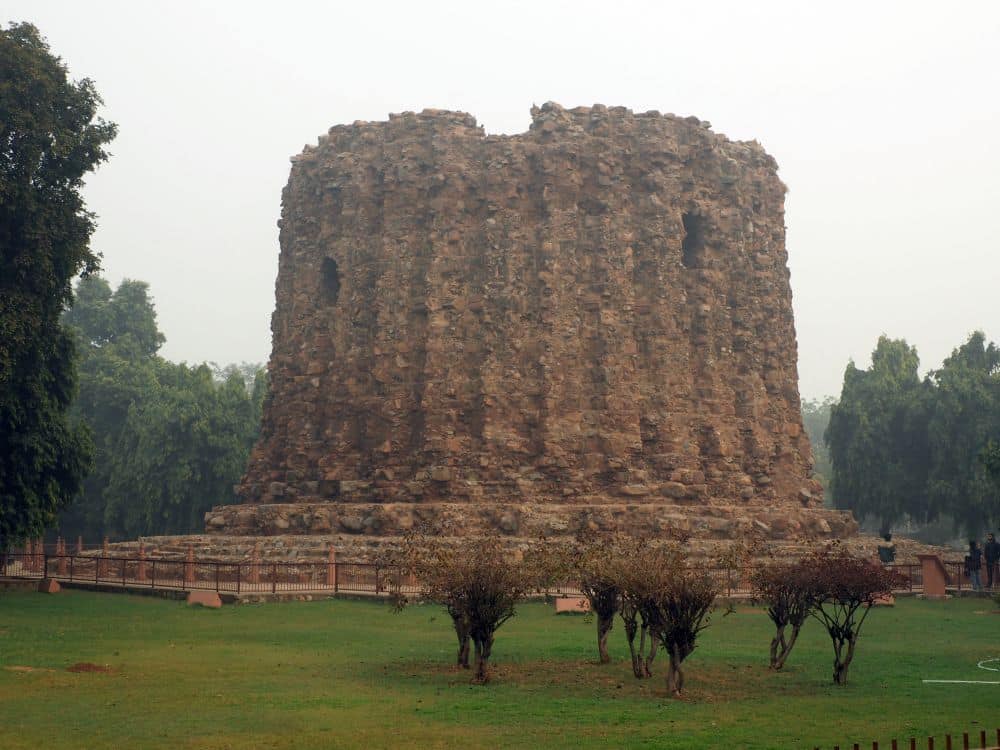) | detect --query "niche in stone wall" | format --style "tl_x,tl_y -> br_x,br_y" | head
681,212 -> 706,268
321,257 -> 341,304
